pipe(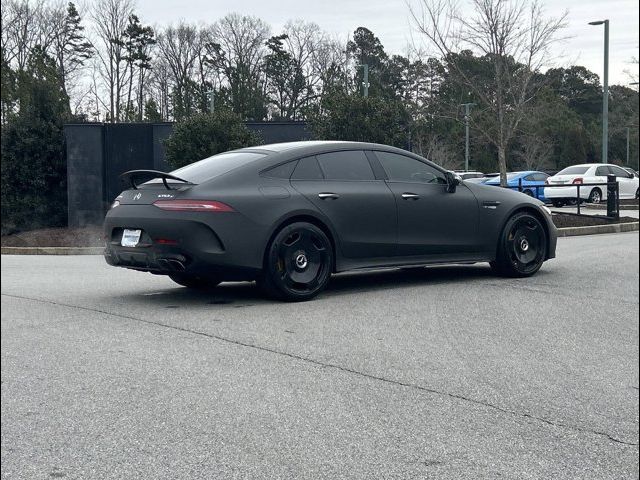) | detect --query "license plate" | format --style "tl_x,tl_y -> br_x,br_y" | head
121,229 -> 142,247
